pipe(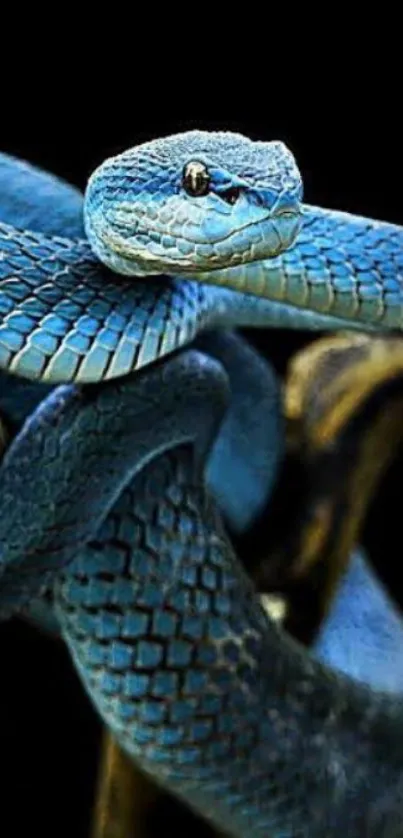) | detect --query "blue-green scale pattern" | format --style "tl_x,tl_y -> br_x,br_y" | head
55,447 -> 403,838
